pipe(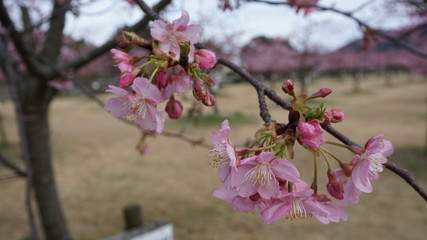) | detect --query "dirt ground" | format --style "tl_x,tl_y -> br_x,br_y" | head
0,74 -> 426,240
